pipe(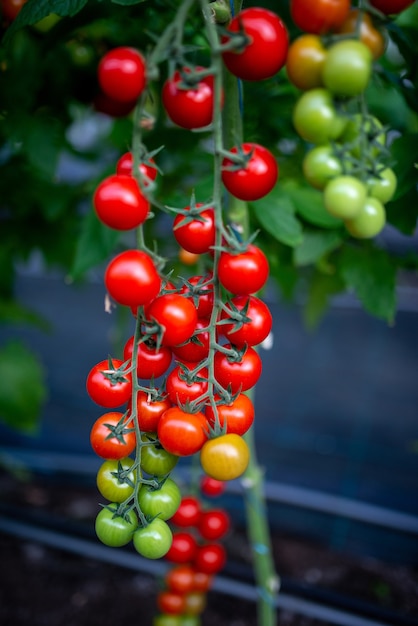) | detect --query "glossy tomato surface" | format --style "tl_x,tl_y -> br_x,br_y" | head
218,244 -> 269,295
93,174 -> 149,230
290,0 -> 351,34
158,407 -> 208,456
222,143 -> 278,202
105,249 -> 161,308
98,47 -> 147,102
162,68 -> 218,129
